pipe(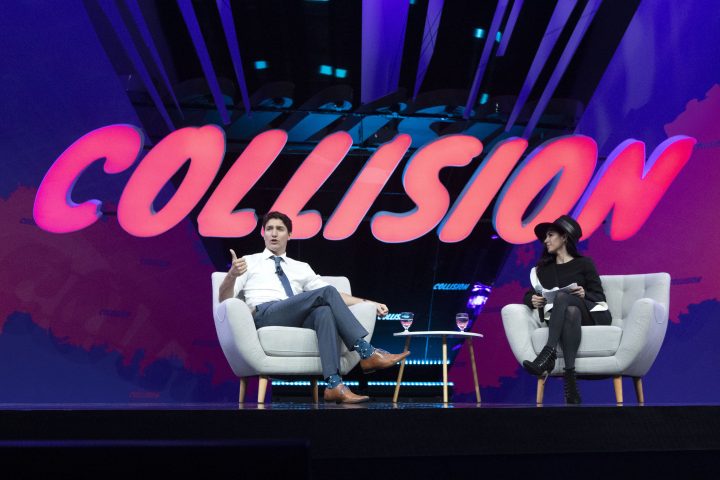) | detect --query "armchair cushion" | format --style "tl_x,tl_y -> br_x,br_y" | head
258,327 -> 321,357
531,326 -> 623,358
